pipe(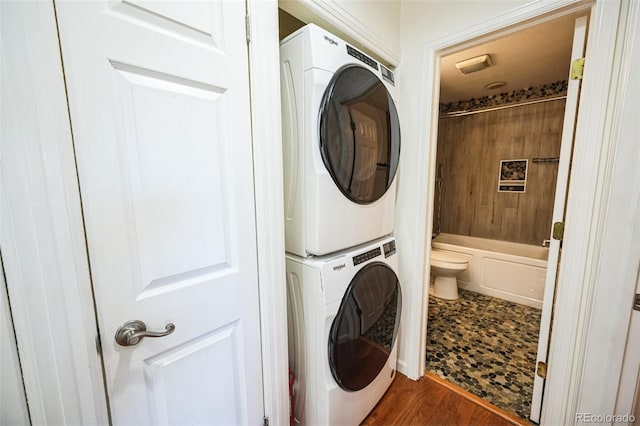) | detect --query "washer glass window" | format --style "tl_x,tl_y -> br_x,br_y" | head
328,262 -> 402,391
319,65 -> 400,204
